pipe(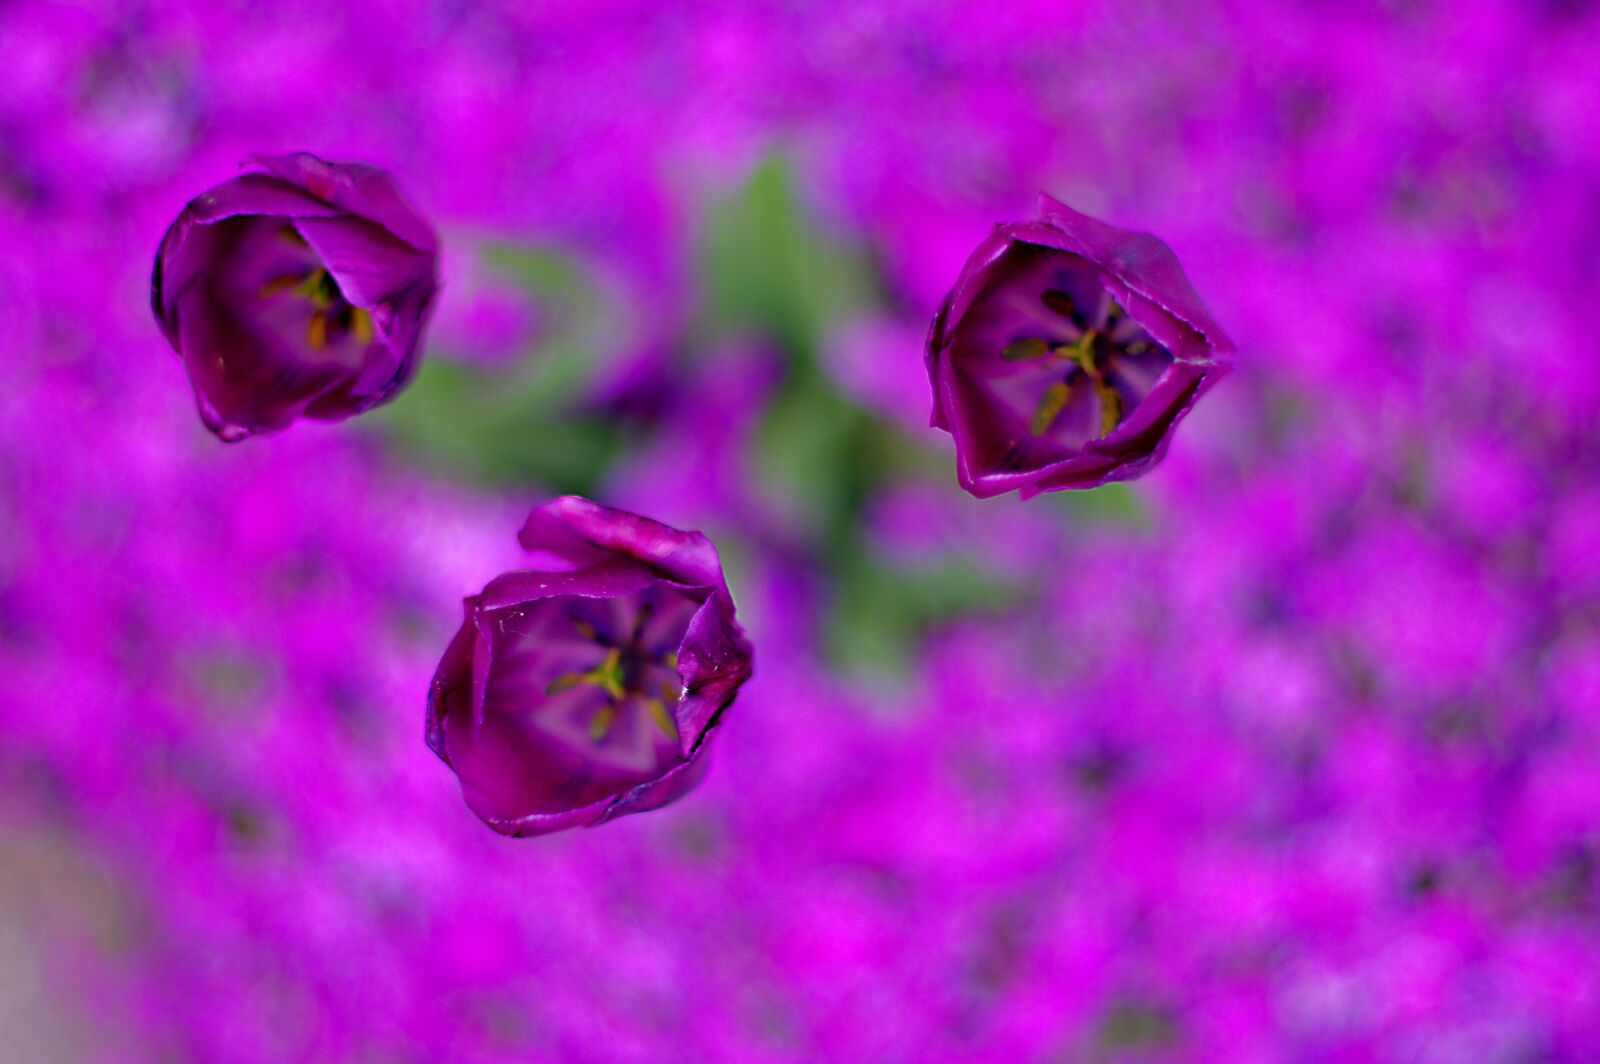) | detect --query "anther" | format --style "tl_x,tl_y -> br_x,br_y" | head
1001,338 -> 1051,361
1031,381 -> 1071,436
351,307 -> 375,345
1040,289 -> 1078,319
